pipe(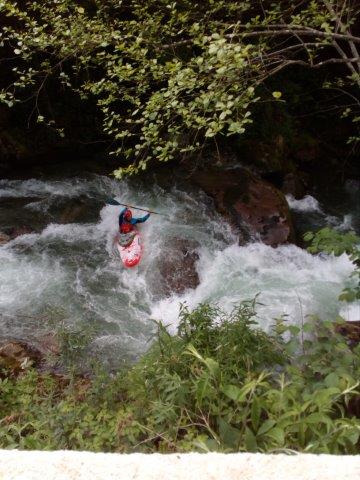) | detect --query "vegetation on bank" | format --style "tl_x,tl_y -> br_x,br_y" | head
1,297 -> 360,454
0,229 -> 359,454
1,1 -> 359,175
